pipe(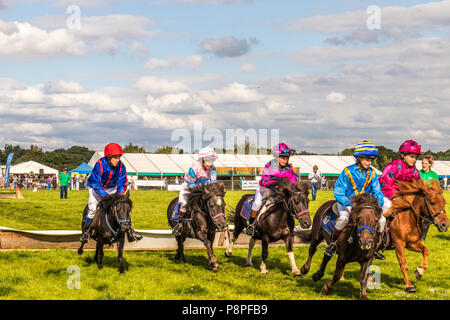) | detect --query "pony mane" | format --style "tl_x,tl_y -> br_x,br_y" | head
390,179 -> 442,213
186,182 -> 225,209
350,193 -> 381,216
271,178 -> 309,203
